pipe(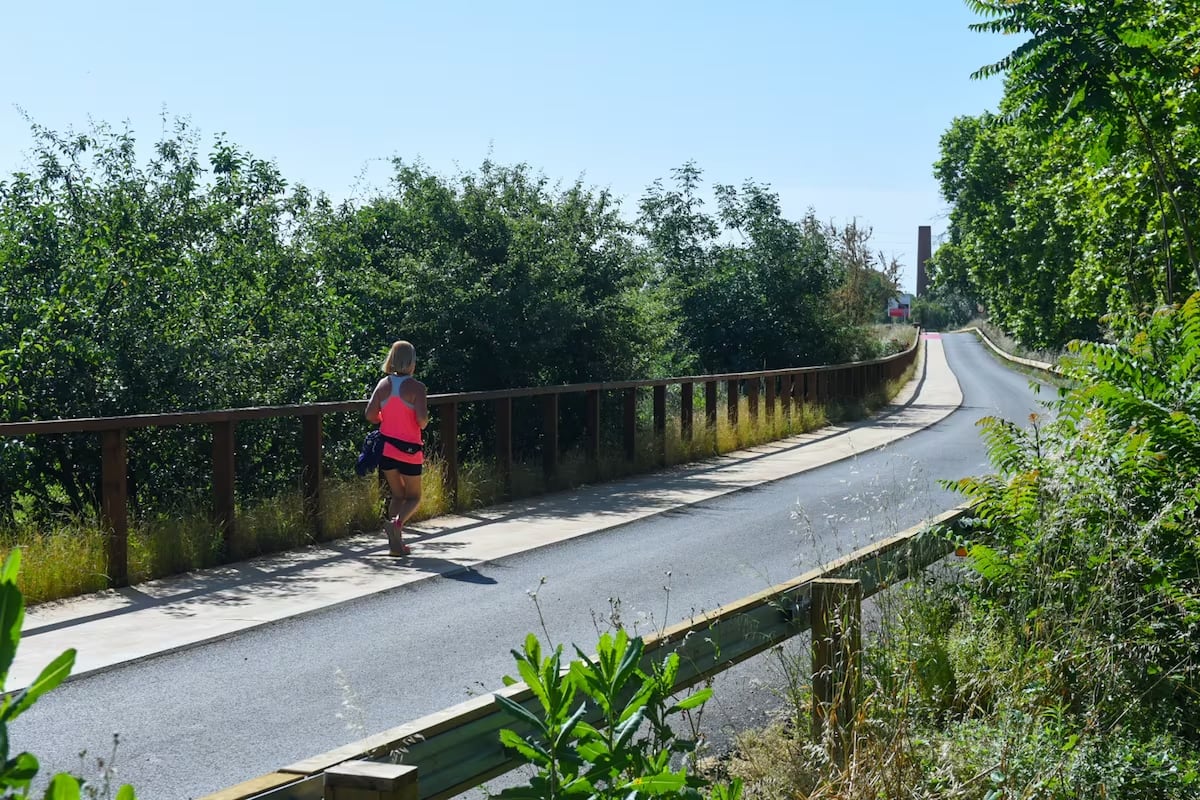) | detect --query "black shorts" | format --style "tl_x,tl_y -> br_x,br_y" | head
379,456 -> 422,476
